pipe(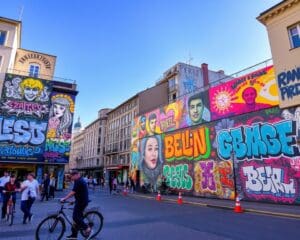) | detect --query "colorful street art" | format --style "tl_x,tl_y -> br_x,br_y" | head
209,65 -> 278,120
44,92 -> 75,164
130,65 -> 300,205
216,107 -> 300,204
0,74 -> 52,162
133,90 -> 210,140
0,73 -> 76,164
